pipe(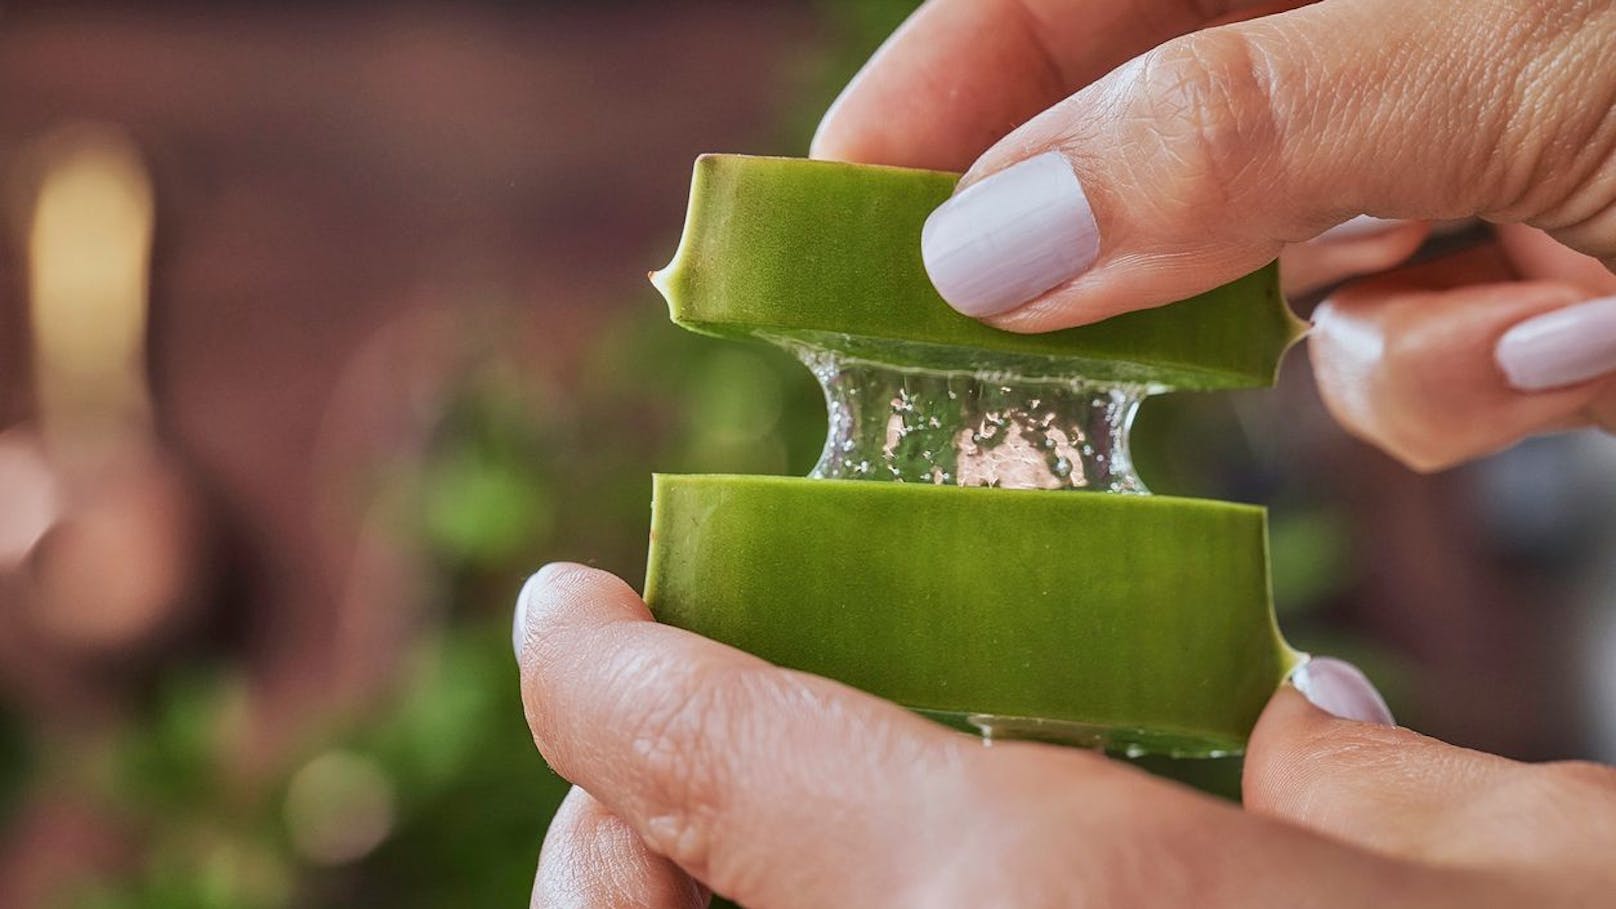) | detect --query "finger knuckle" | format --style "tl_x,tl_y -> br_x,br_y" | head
1130,28 -> 1285,211
1475,2 -> 1616,225
623,666 -> 743,875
